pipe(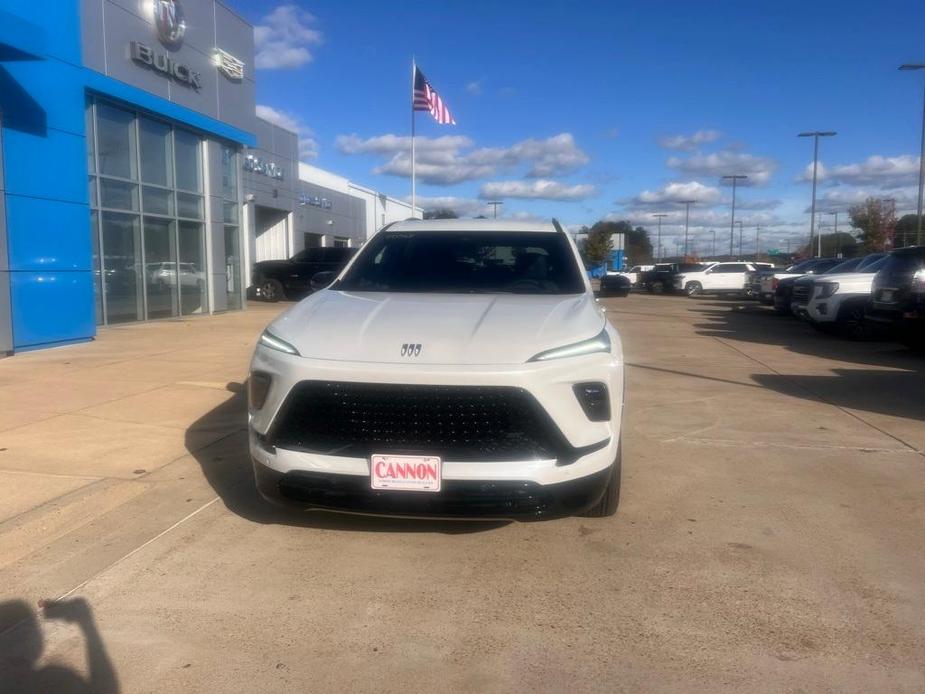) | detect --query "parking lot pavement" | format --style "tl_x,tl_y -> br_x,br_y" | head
1,295 -> 923,692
